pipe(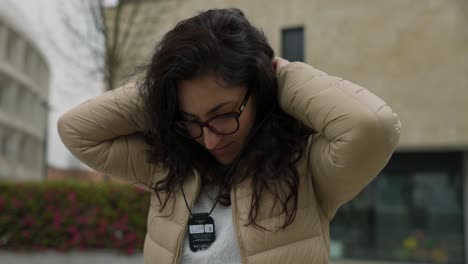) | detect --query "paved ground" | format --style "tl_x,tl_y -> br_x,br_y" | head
0,251 -> 425,264
0,251 -> 144,264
